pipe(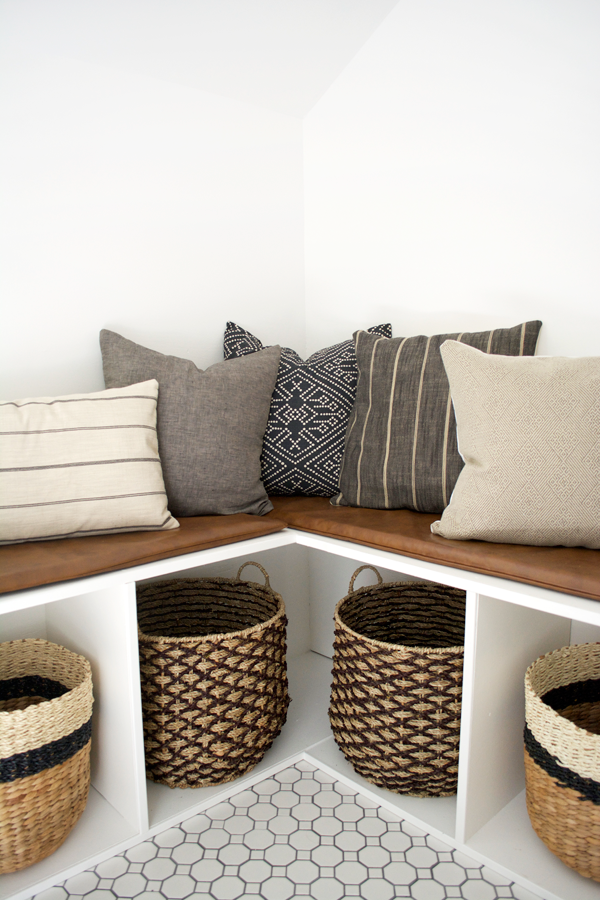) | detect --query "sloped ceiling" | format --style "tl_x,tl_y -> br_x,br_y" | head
0,0 -> 399,116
